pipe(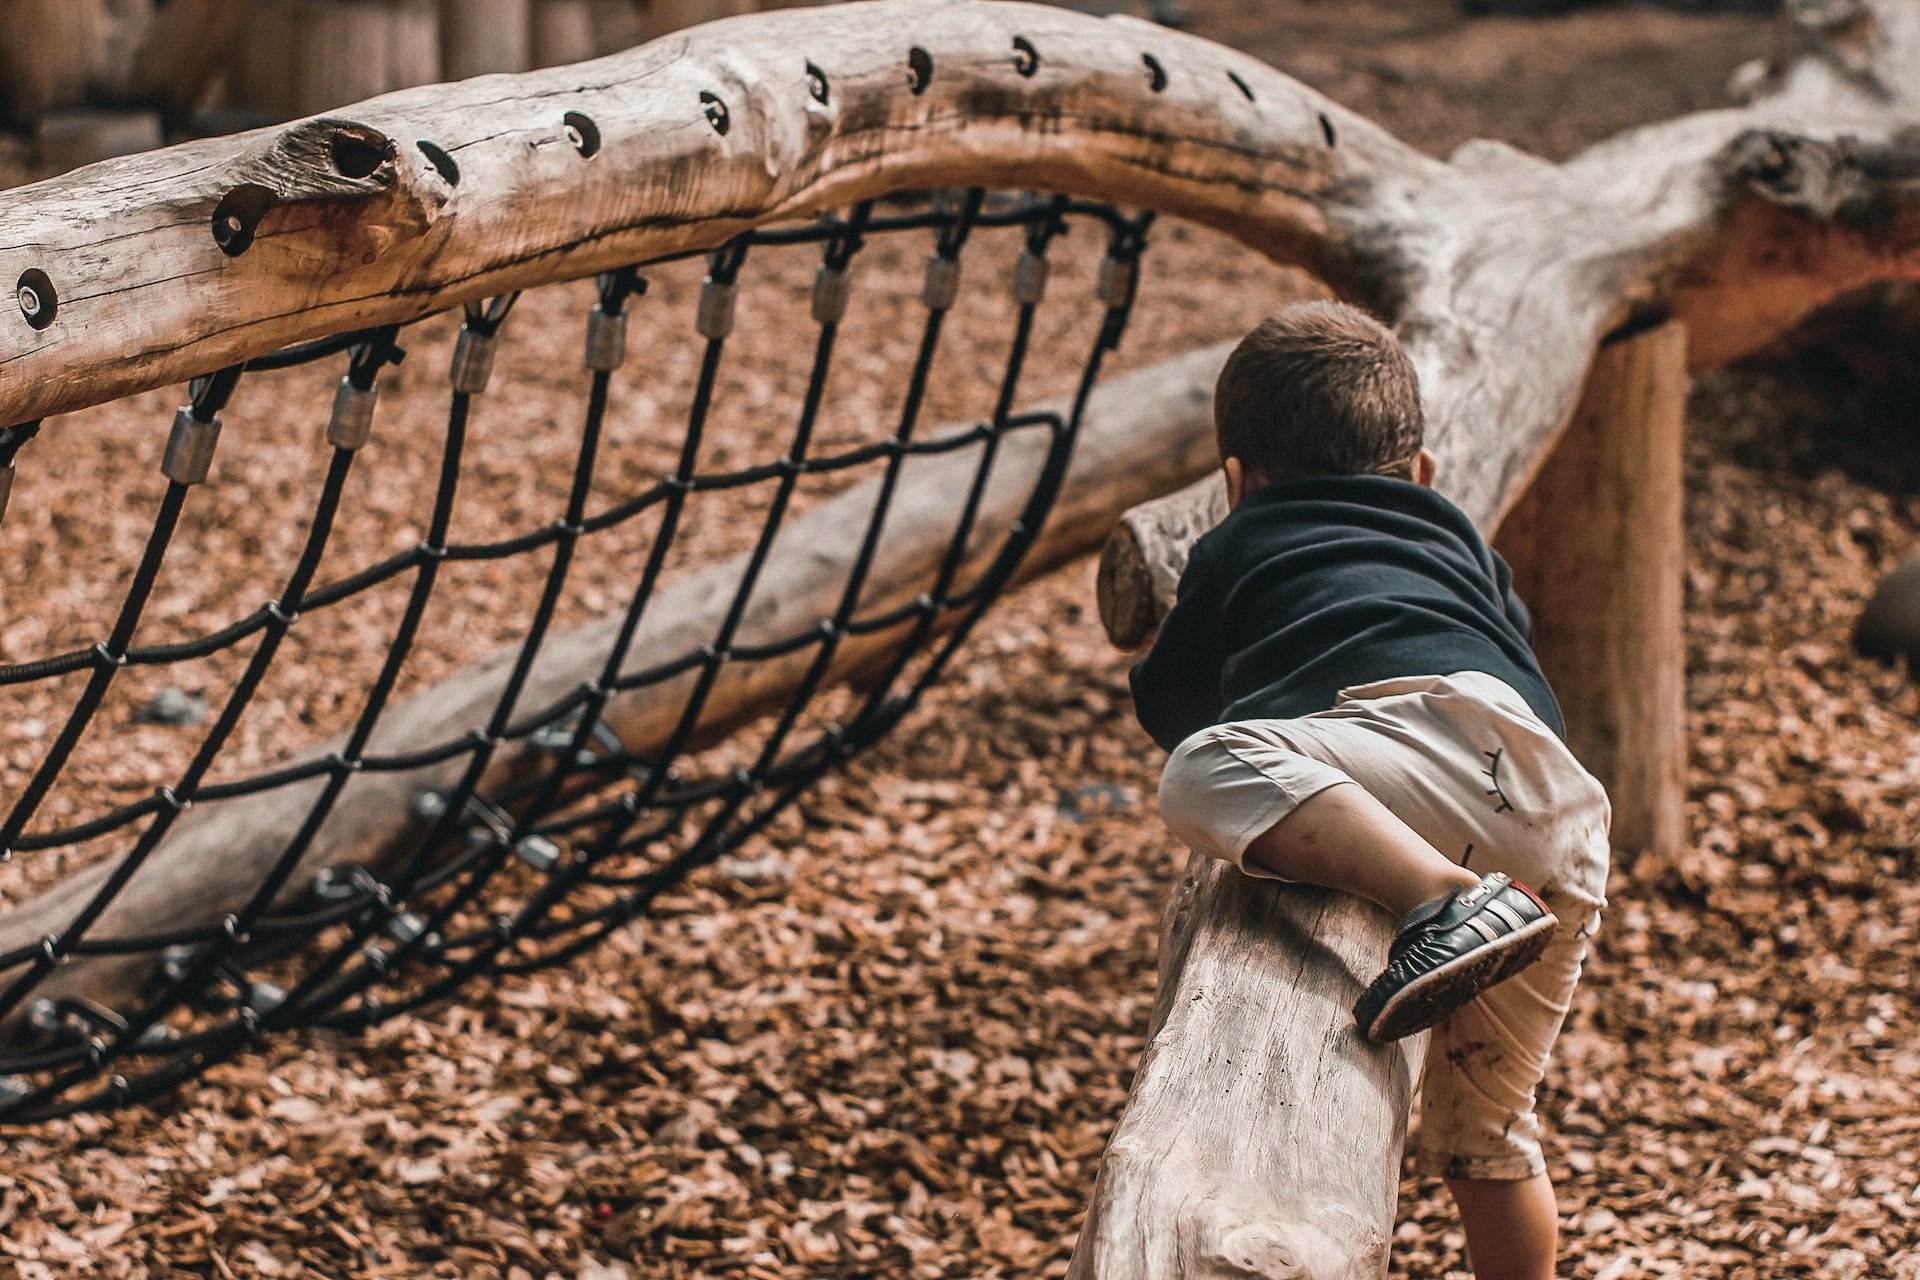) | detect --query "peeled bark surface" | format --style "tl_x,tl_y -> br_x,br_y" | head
1066,869 -> 1422,1280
